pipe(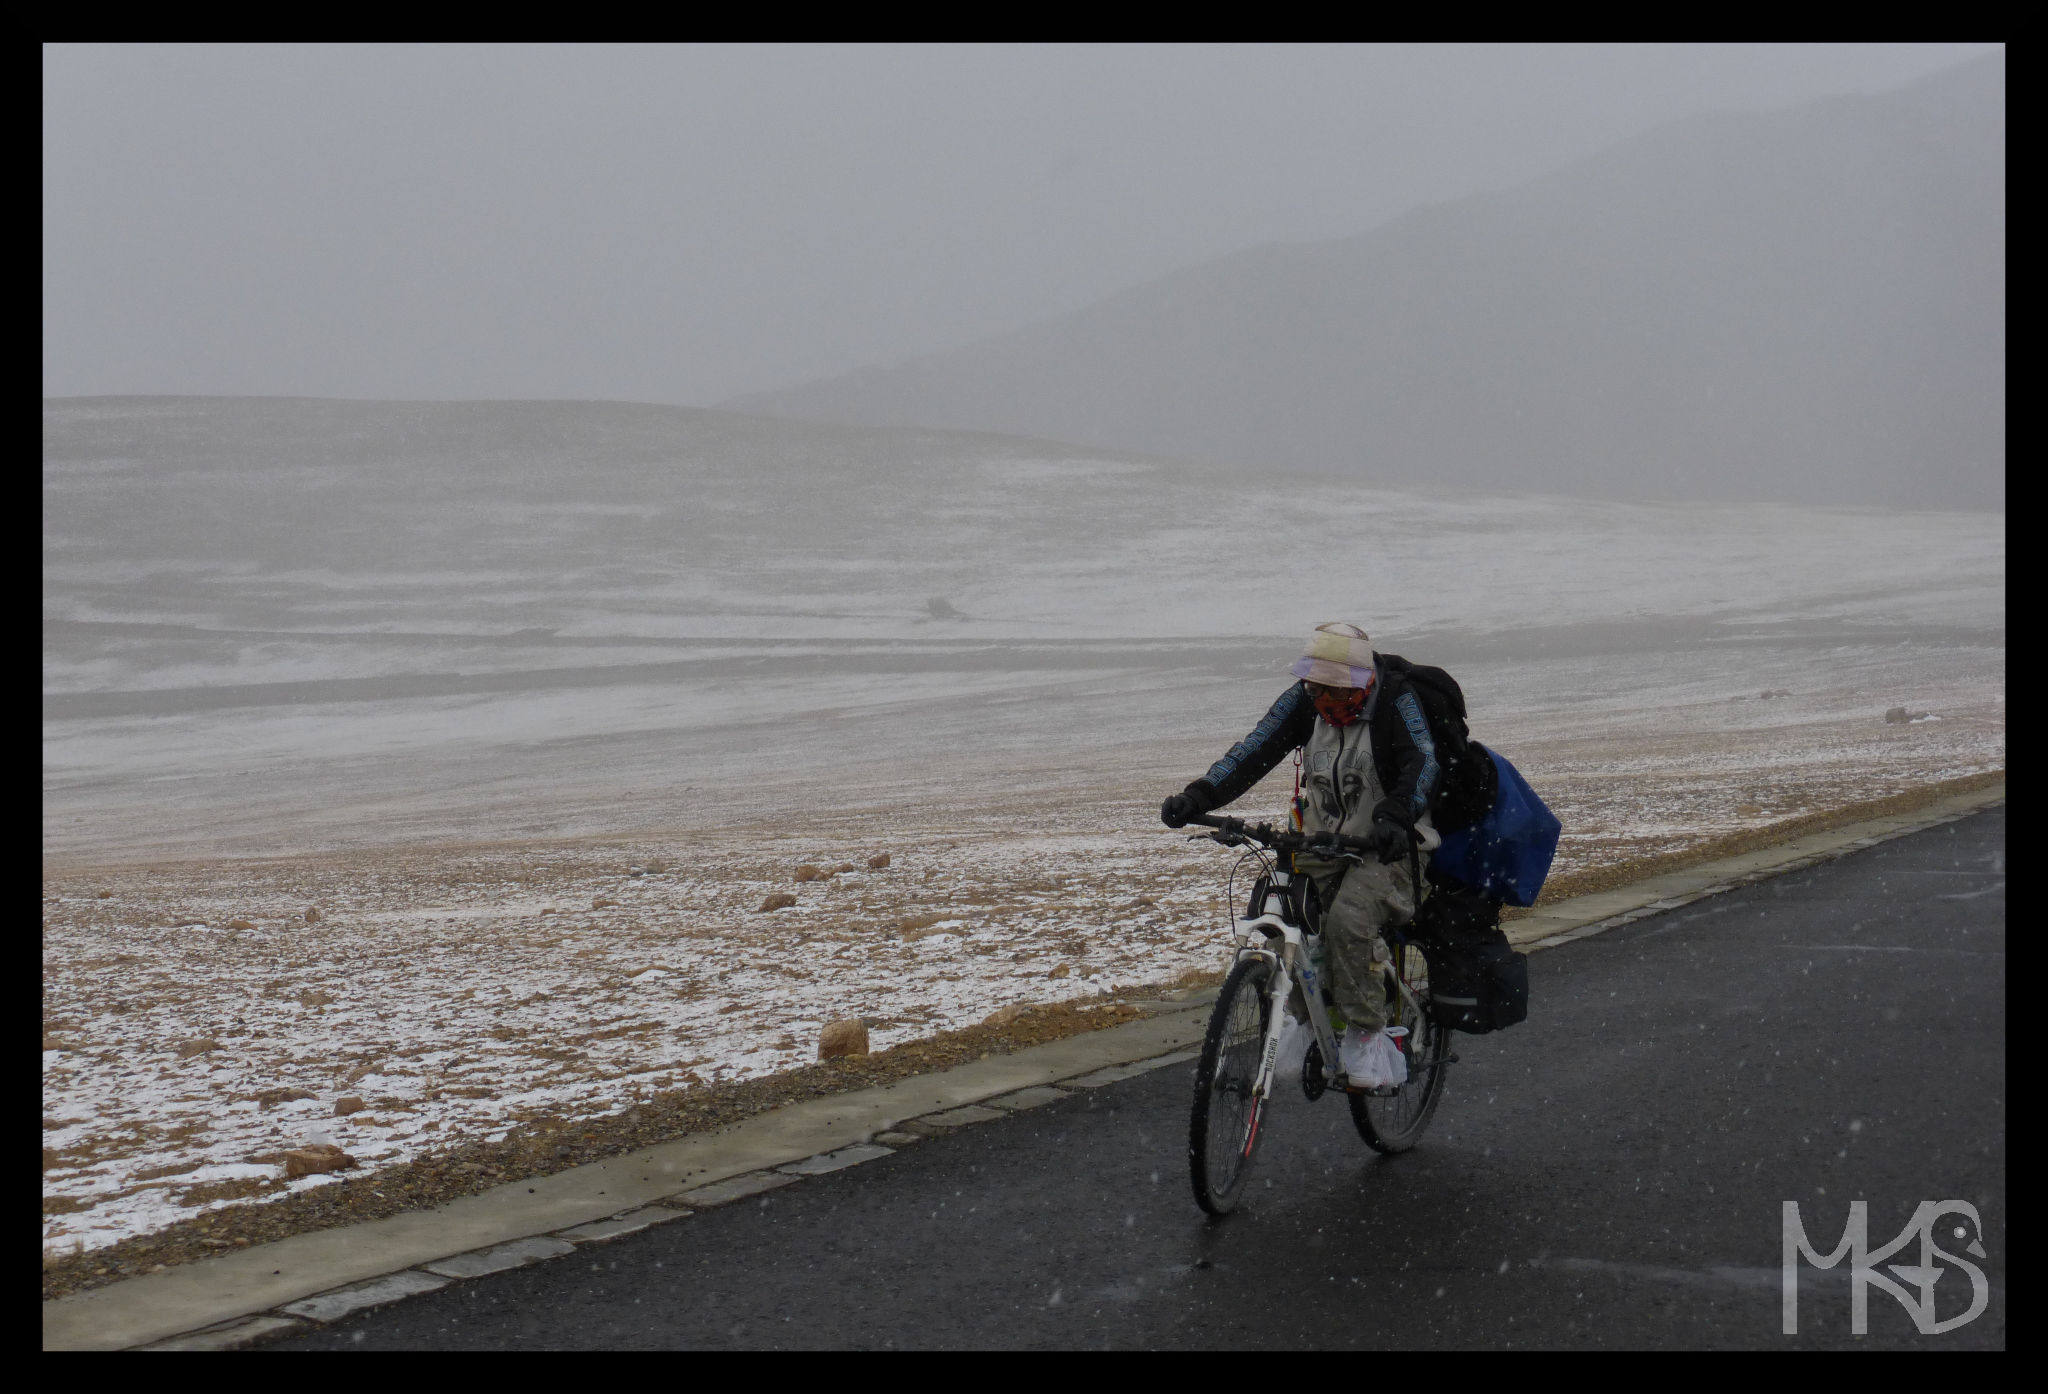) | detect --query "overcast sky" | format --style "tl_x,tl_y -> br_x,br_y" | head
42,43 -> 2000,407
